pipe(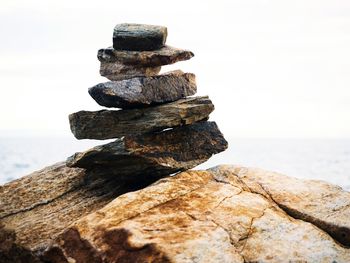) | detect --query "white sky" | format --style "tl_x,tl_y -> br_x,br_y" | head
0,0 -> 350,138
